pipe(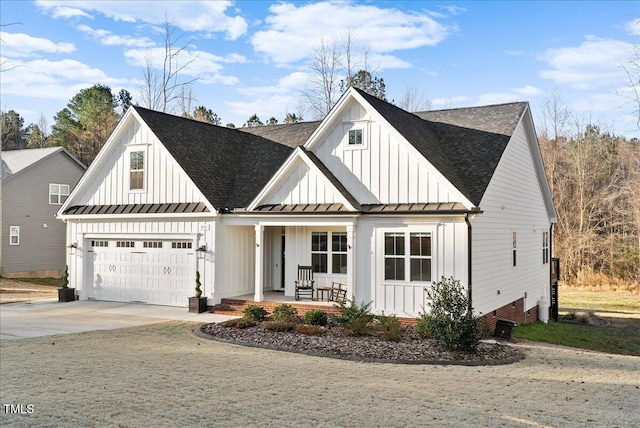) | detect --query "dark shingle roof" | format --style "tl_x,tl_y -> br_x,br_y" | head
134,107 -> 293,209
355,89 -> 526,205
239,121 -> 320,148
